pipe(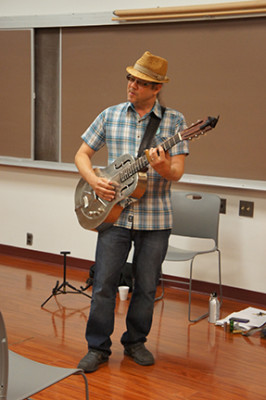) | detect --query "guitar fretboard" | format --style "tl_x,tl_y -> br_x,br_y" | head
120,116 -> 218,183
120,131 -> 181,183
